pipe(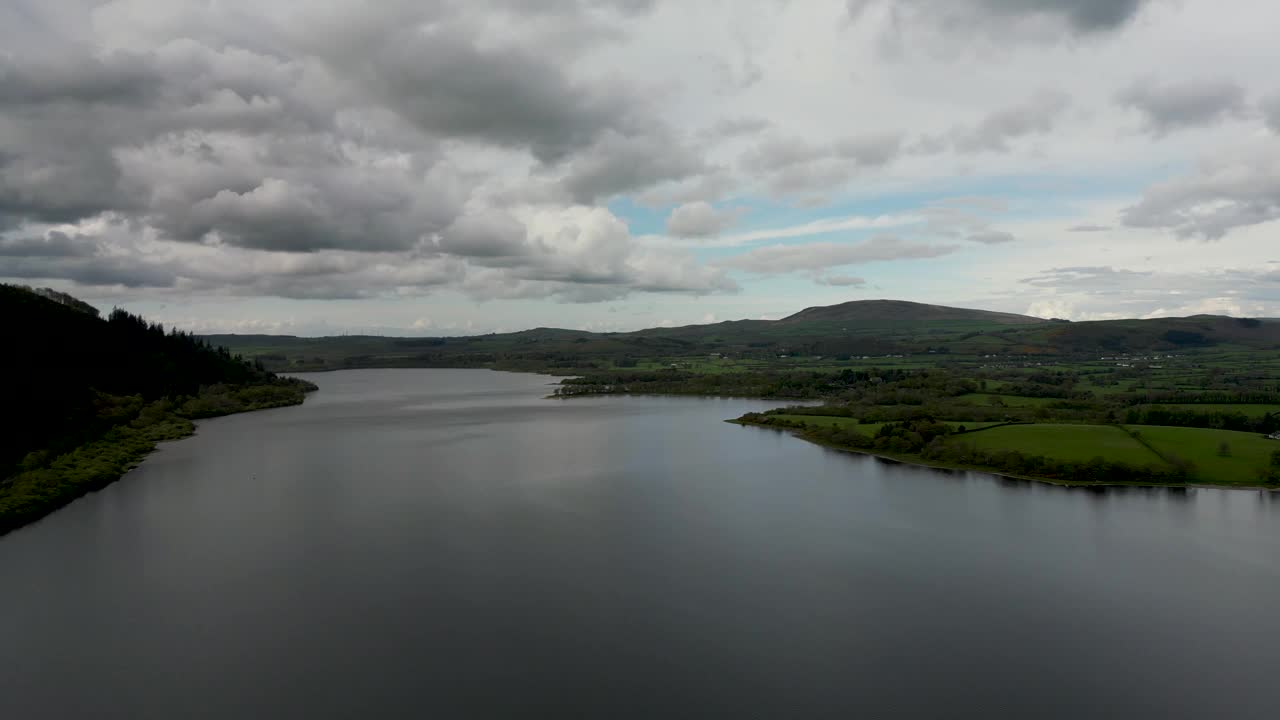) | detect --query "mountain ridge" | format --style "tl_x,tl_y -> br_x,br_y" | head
199,298 -> 1280,372
780,299 -> 1042,325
